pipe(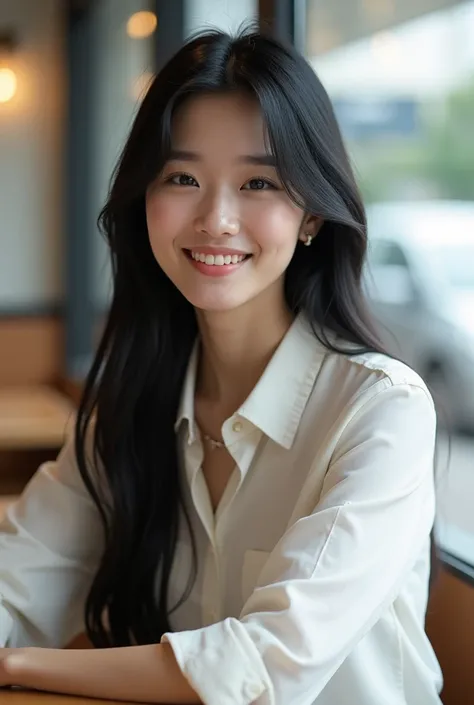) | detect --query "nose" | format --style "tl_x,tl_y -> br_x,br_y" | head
194,189 -> 240,239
